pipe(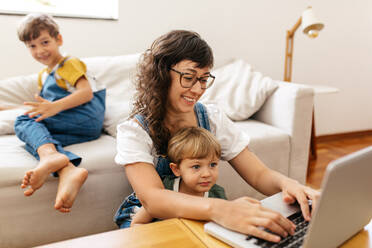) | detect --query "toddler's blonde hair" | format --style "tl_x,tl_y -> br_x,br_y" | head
167,127 -> 221,164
